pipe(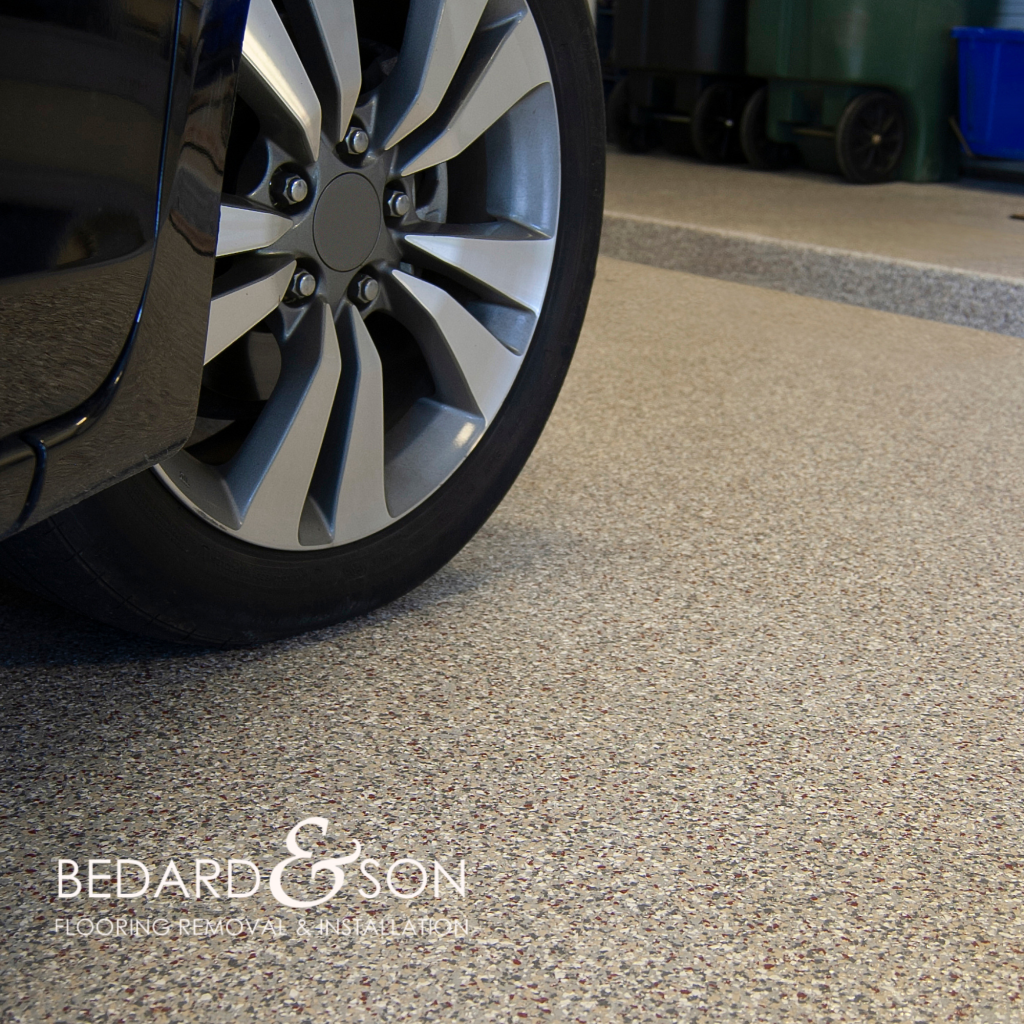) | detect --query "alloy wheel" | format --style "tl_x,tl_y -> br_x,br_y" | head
156,0 -> 561,550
